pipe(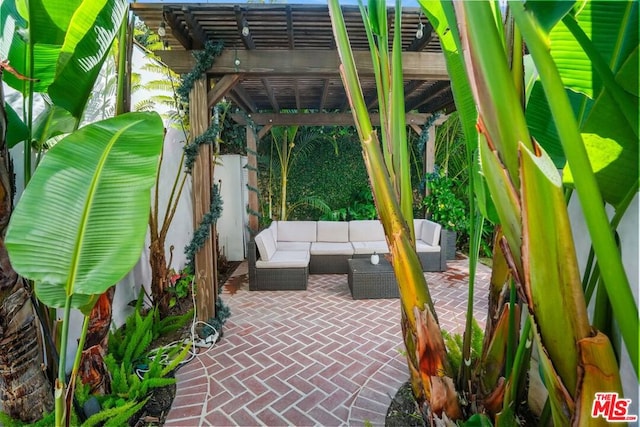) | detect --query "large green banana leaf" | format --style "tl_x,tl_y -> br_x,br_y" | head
48,0 -> 128,118
1,0 -> 81,93
526,1 -> 639,208
31,104 -> 76,150
2,0 -> 128,119
5,112 -> 163,313
5,102 -> 29,148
